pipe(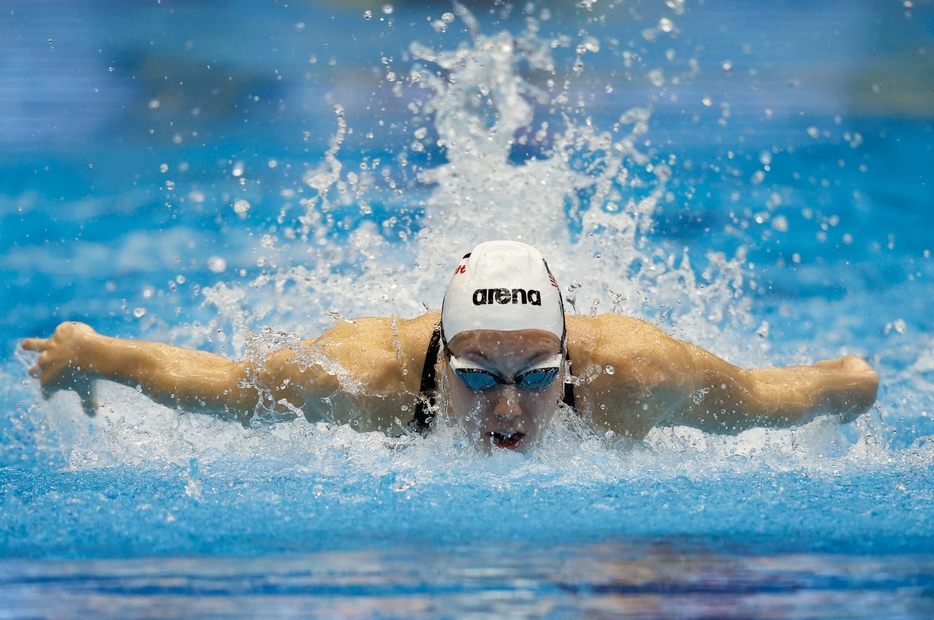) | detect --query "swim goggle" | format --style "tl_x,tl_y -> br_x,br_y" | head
445,352 -> 563,391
